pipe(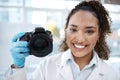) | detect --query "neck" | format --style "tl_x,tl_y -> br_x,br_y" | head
73,53 -> 93,70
